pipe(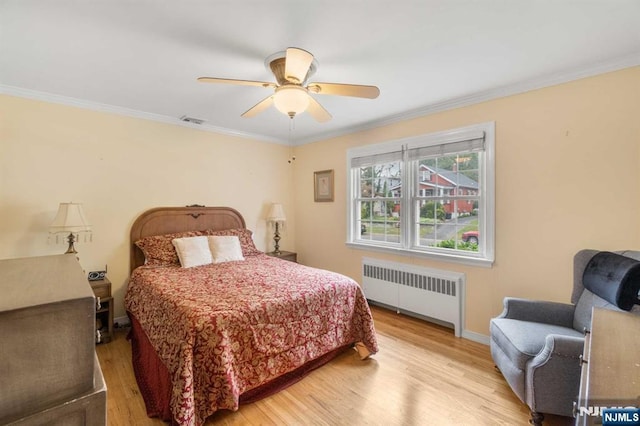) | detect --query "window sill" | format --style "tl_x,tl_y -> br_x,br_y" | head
345,241 -> 494,268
